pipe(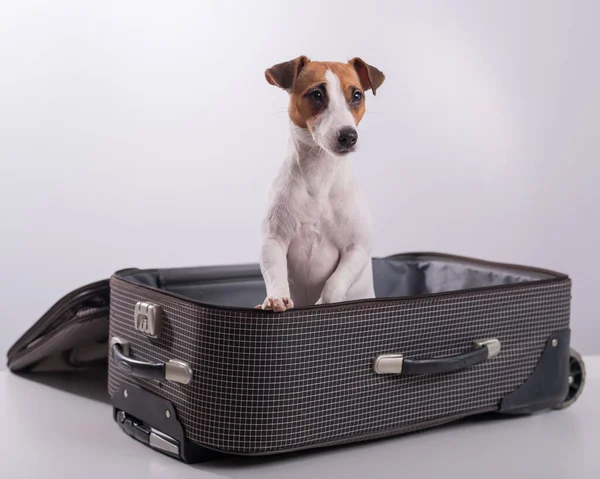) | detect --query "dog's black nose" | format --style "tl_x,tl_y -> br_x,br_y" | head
337,127 -> 358,148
